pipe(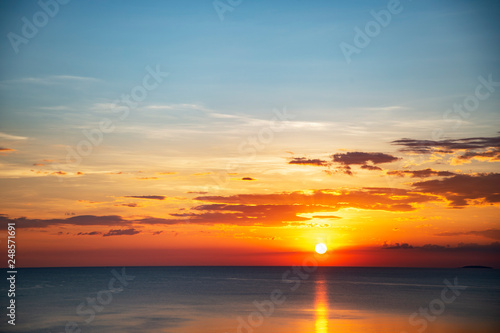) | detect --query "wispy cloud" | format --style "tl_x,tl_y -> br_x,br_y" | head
354,106 -> 409,112
2,75 -> 100,86
0,132 -> 28,140
103,228 -> 141,237
124,195 -> 166,200
387,168 -> 456,178
288,157 -> 329,166
436,229 -> 500,241
143,103 -> 210,111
